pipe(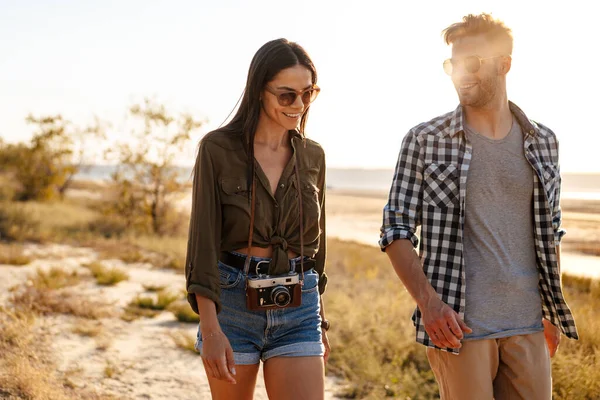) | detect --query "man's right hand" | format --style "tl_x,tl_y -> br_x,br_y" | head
421,296 -> 472,349
200,330 -> 237,384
